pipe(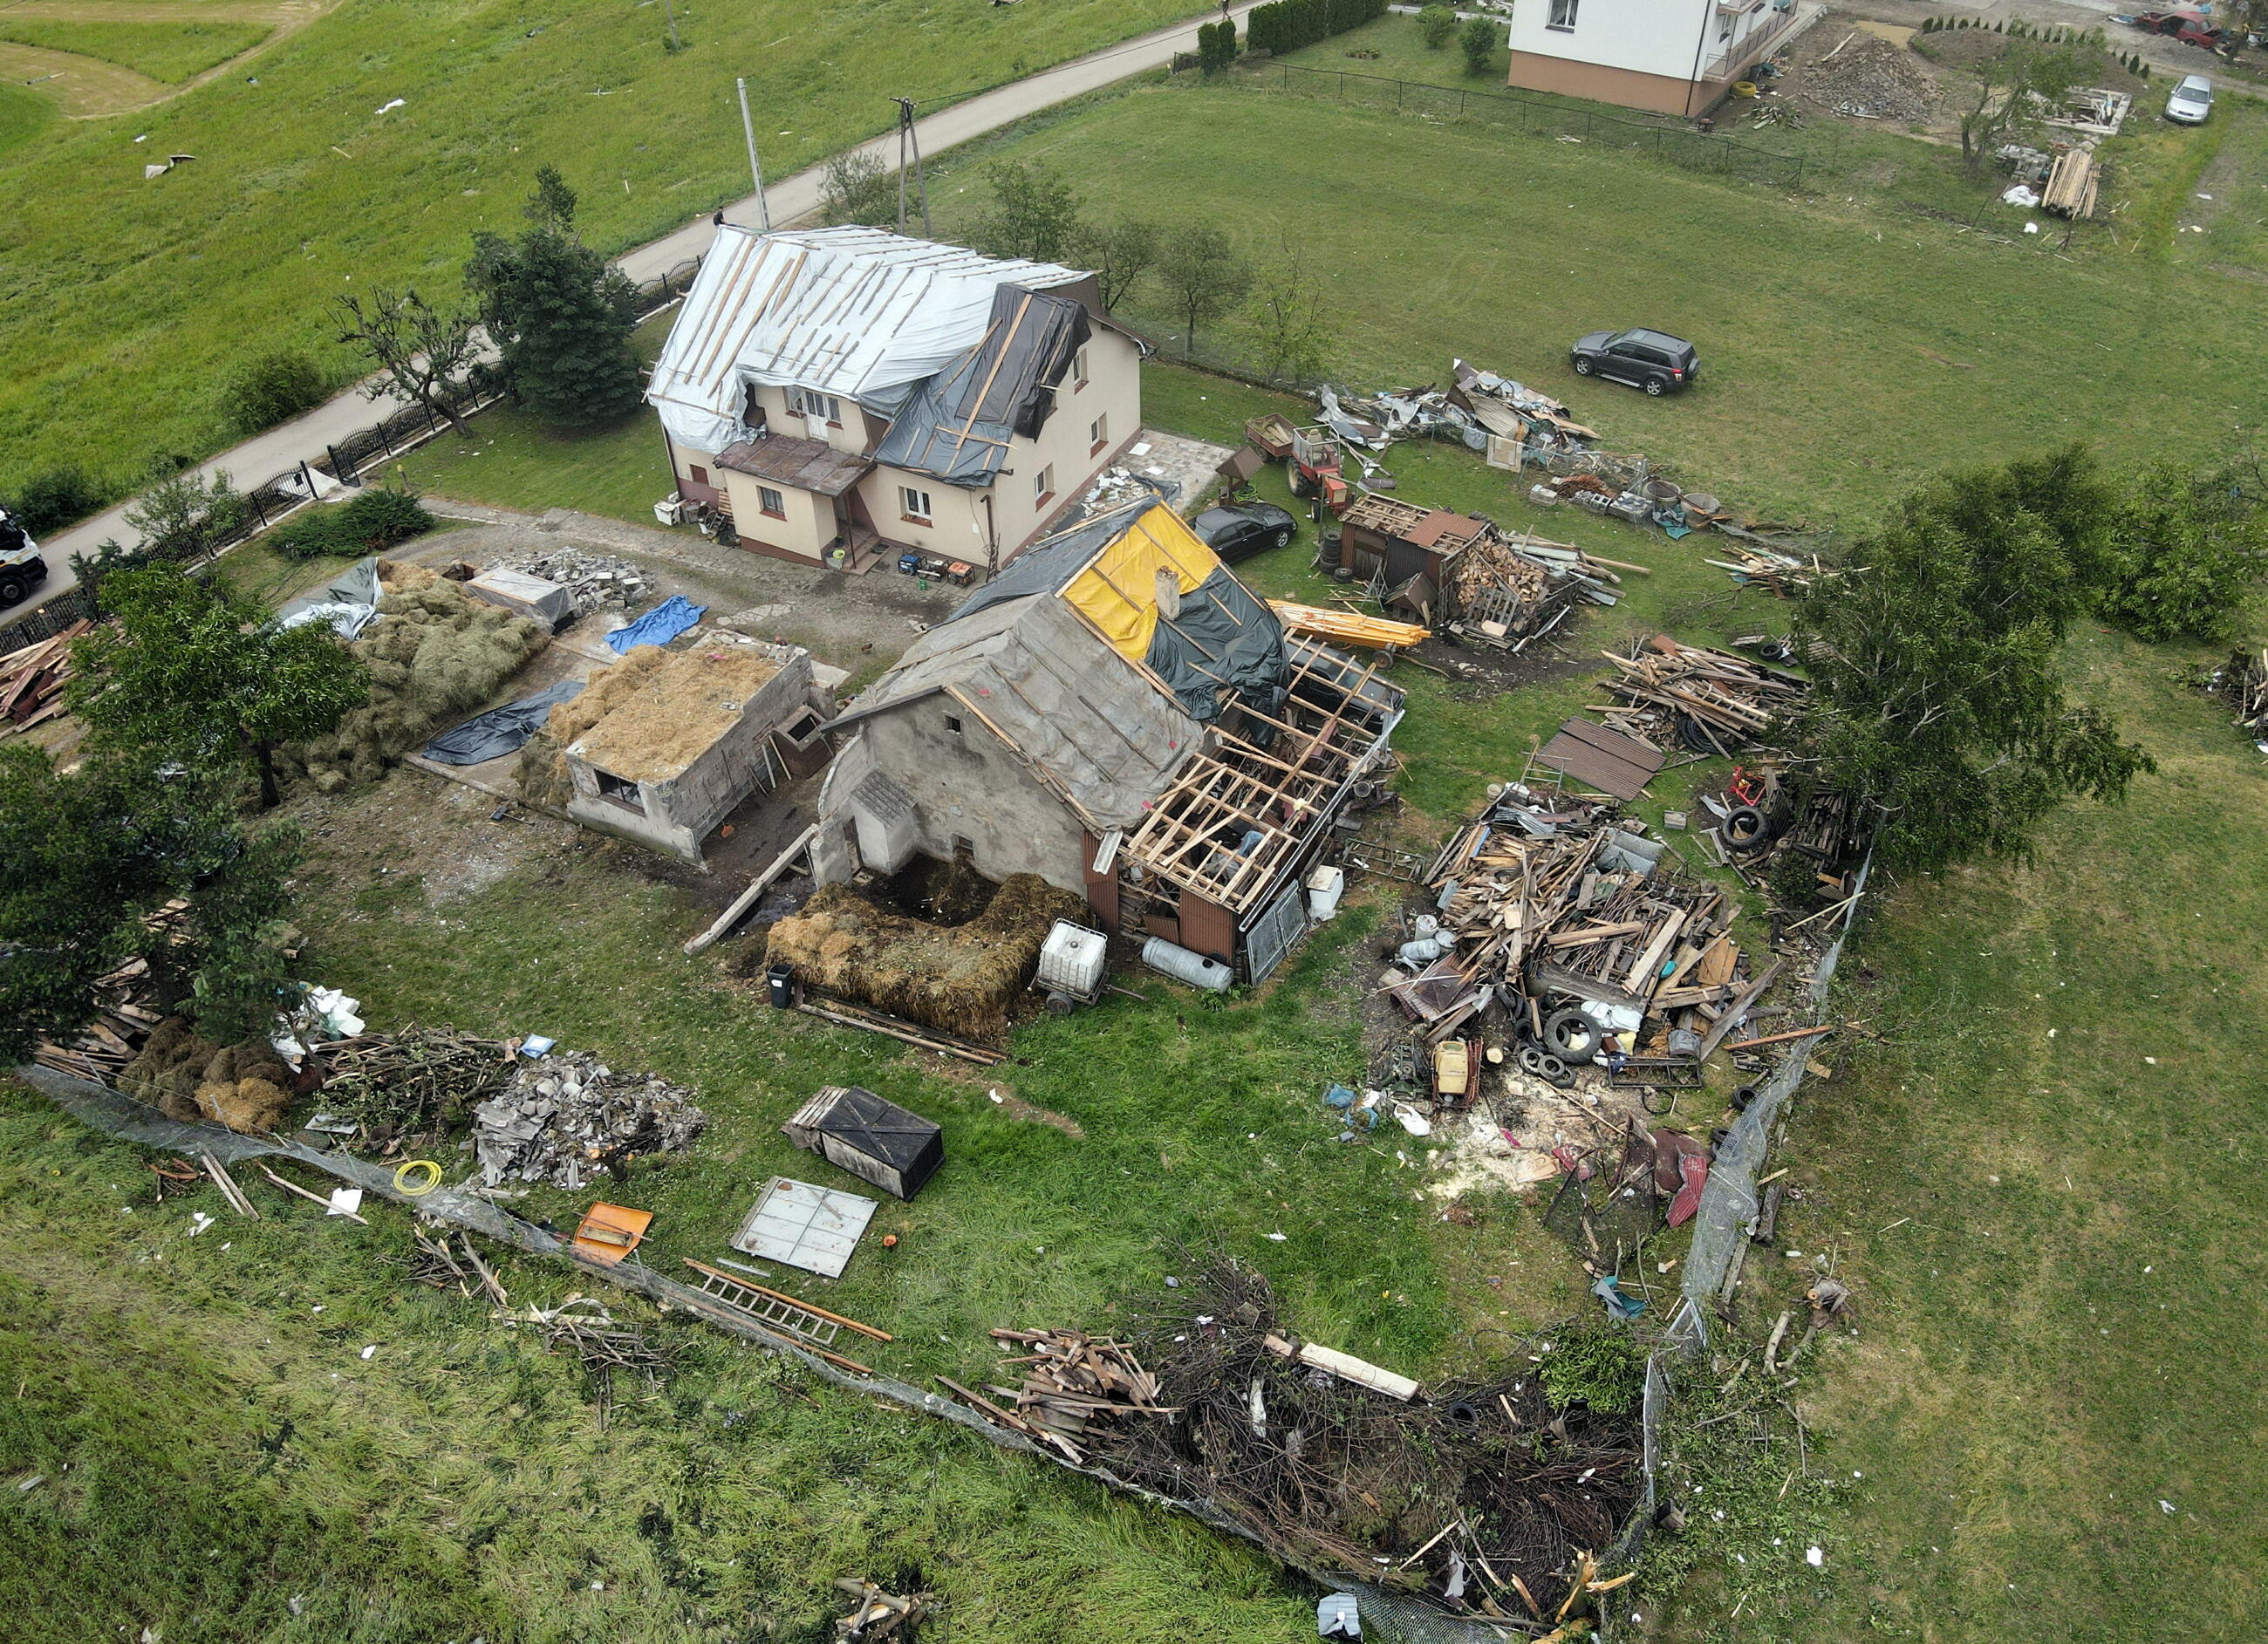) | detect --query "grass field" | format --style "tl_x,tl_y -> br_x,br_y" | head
0,0 -> 1212,510
0,18 -> 272,83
